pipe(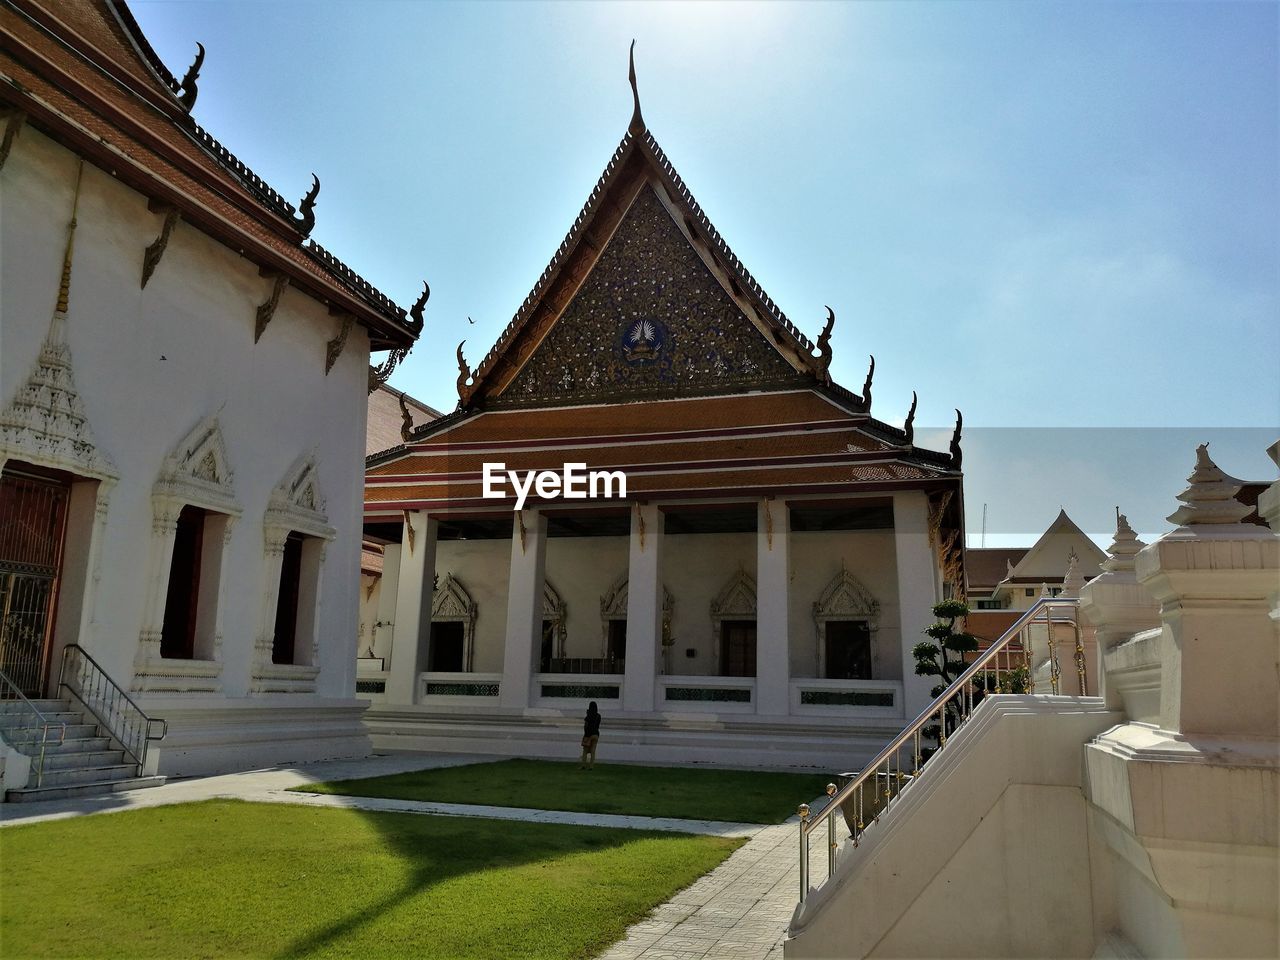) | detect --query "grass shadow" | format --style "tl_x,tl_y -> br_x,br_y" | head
0,796 -> 741,960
